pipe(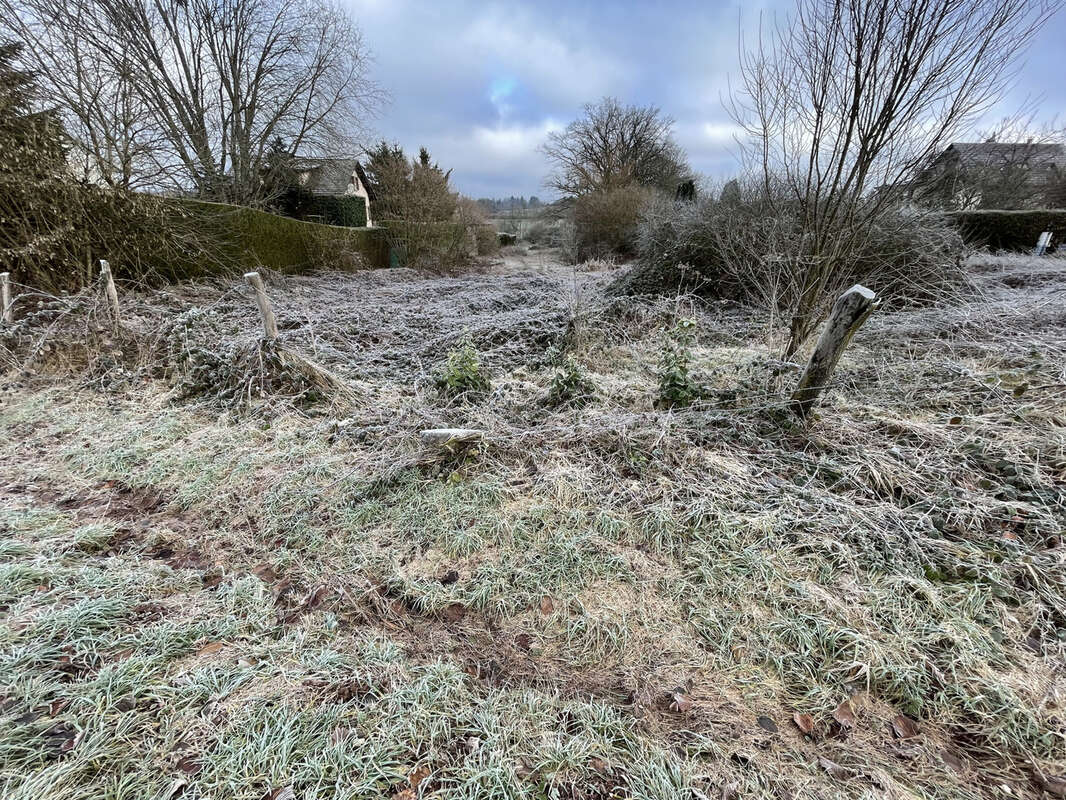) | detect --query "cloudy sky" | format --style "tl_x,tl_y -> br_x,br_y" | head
347,0 -> 1065,200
